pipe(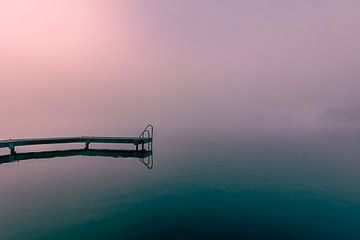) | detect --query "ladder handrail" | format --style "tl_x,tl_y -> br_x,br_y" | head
139,130 -> 150,139
138,124 -> 154,152
139,124 -> 153,139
